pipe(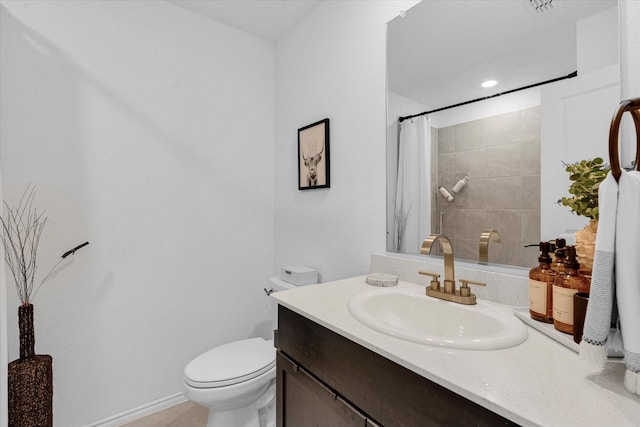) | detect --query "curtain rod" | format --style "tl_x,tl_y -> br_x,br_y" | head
398,71 -> 578,123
